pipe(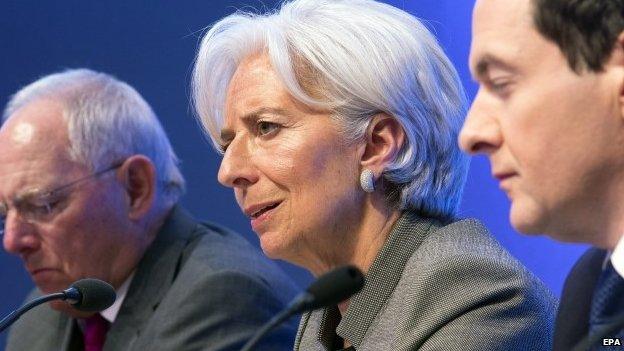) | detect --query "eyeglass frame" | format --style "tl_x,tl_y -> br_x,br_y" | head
0,160 -> 125,237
